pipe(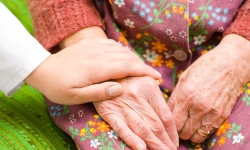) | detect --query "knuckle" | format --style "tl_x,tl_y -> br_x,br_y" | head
92,86 -> 103,101
150,123 -> 163,134
161,112 -> 175,126
133,121 -> 151,139
122,133 -> 134,143
112,120 -> 124,136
